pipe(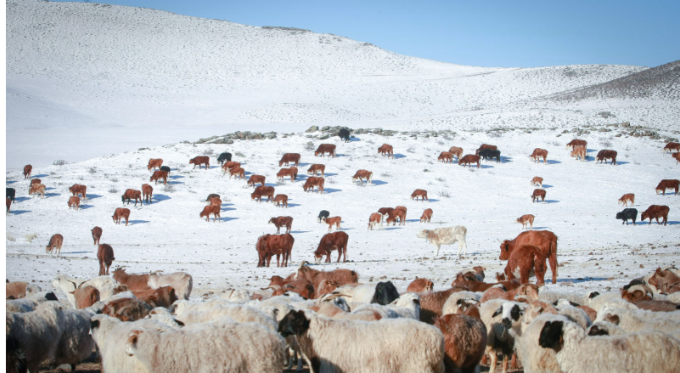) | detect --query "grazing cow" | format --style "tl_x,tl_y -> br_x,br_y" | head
303,177 -> 325,193
199,205 -> 221,222
531,148 -> 549,164
150,170 -> 168,185
655,179 -> 680,195
517,214 -> 535,230
221,161 -> 241,175
378,144 -> 394,158
673,153 -> 680,164
318,210 -> 330,223
112,208 -> 131,226
315,144 -> 337,157
29,183 -> 46,198
6,188 -> 15,202
189,156 -> 210,169
663,142 -> 680,153
273,194 -> 288,208
205,194 -> 220,203
449,147 -> 463,160
279,153 -> 301,167
478,149 -> 501,163
459,155 -> 480,168
596,150 -> 617,165
46,234 -> 64,256
6,197 -> 11,214
251,186 -> 275,202
256,233 -> 295,267
217,152 -> 232,165
68,196 -> 81,210
352,170 -> 373,185
247,175 -> 266,188
368,212 -> 385,230
566,139 -> 587,150
142,184 -> 153,204
438,152 -> 453,163
571,147 -> 586,161
618,193 -> 635,207
641,205 -> 670,226
160,165 -> 171,173
412,189 -> 428,201
23,164 -> 32,179
97,244 -> 115,276
228,167 -> 246,179
338,128 -> 352,142
417,226 -> 468,257
499,230 -> 558,284
69,184 -> 87,200
391,206 -> 407,226
307,164 -> 325,176
268,216 -> 293,234
475,144 -> 497,156
531,177 -> 543,187
378,207 -> 395,216
91,226 -> 102,246
325,216 -> 342,232
314,231 -> 349,264
147,158 -> 163,171
30,178 -> 41,186
532,189 -> 546,203
121,189 -> 143,206
616,208 -> 638,225
277,167 -> 298,182
420,208 -> 433,223
208,197 -> 222,207
504,245 -> 547,286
